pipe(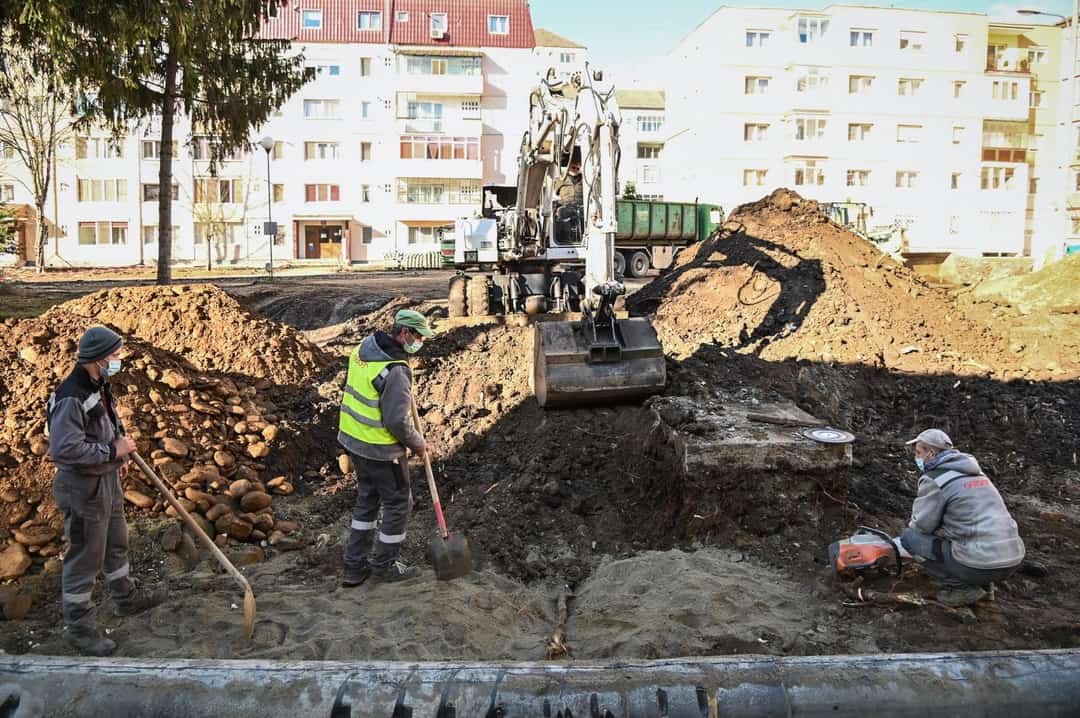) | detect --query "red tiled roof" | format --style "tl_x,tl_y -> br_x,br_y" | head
258,0 -> 534,47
